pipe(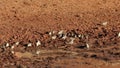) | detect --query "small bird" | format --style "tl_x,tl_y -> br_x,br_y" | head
86,43 -> 90,49
102,22 -> 108,26
49,31 -> 56,36
68,38 -> 75,44
58,30 -> 64,35
15,42 -> 19,45
36,51 -> 41,54
78,34 -> 81,38
51,35 -> 57,40
6,43 -> 9,47
11,51 -> 15,54
118,32 -> 120,37
62,34 -> 67,40
49,32 -> 52,36
27,43 -> 32,47
58,30 -> 65,38
52,31 -> 56,34
11,46 -> 15,49
36,40 -> 41,46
